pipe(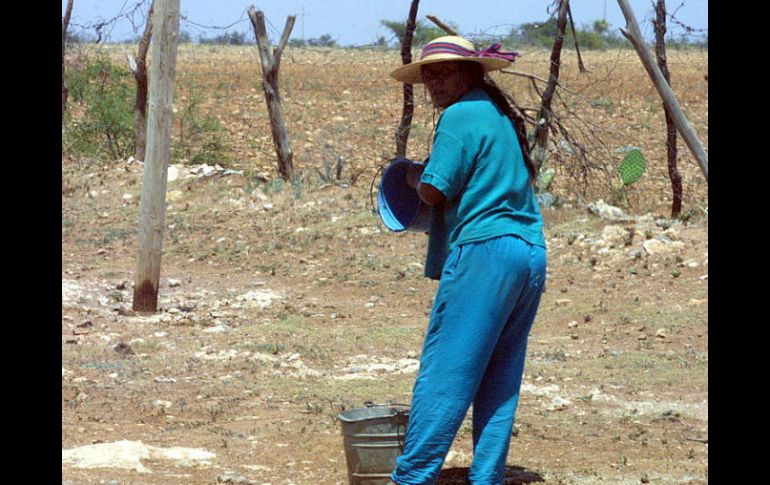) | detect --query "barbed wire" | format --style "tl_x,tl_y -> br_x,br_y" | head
666,1 -> 708,37
66,2 -> 705,46
68,0 -> 150,43
67,2 -> 291,43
